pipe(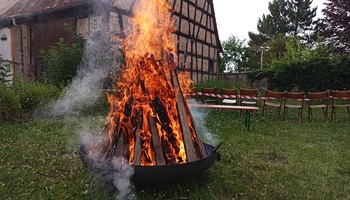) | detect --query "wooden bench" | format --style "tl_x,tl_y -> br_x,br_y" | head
188,104 -> 260,130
